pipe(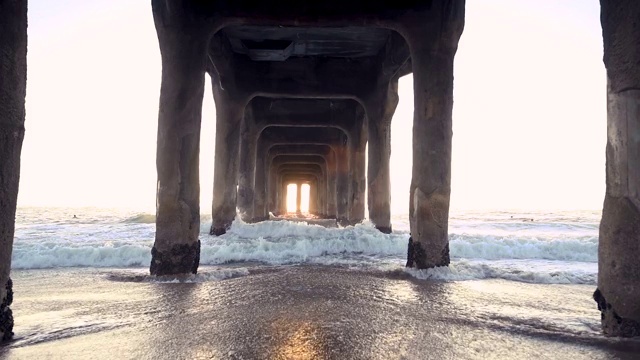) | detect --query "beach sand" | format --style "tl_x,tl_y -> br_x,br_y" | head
1,265 -> 639,359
